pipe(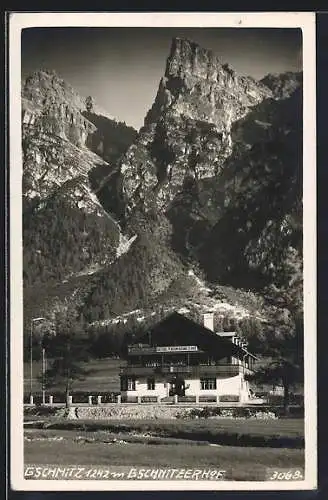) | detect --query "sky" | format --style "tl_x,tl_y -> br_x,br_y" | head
21,27 -> 302,131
